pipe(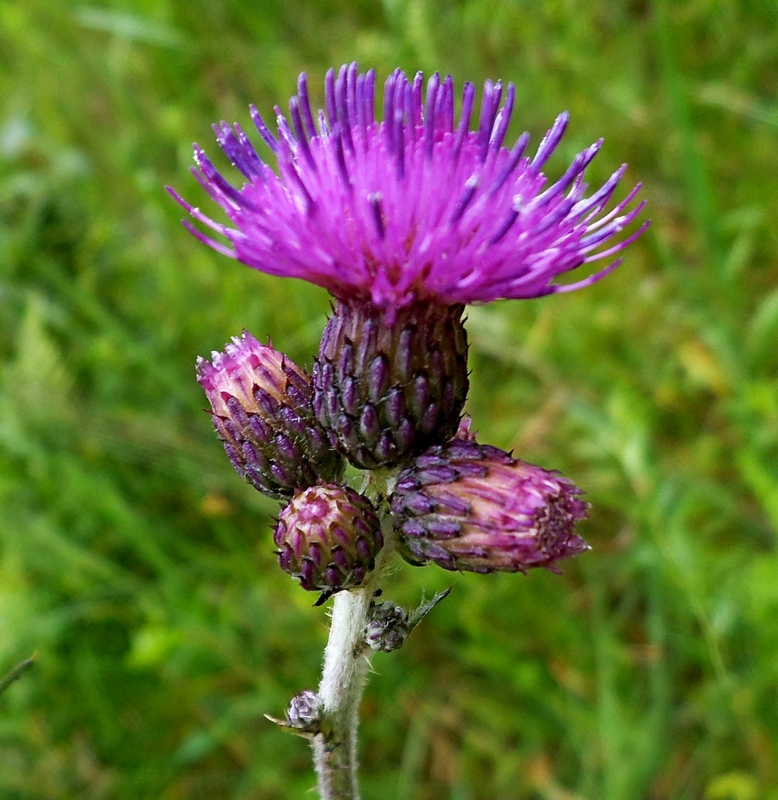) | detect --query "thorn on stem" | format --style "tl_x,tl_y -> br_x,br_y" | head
0,653 -> 36,697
